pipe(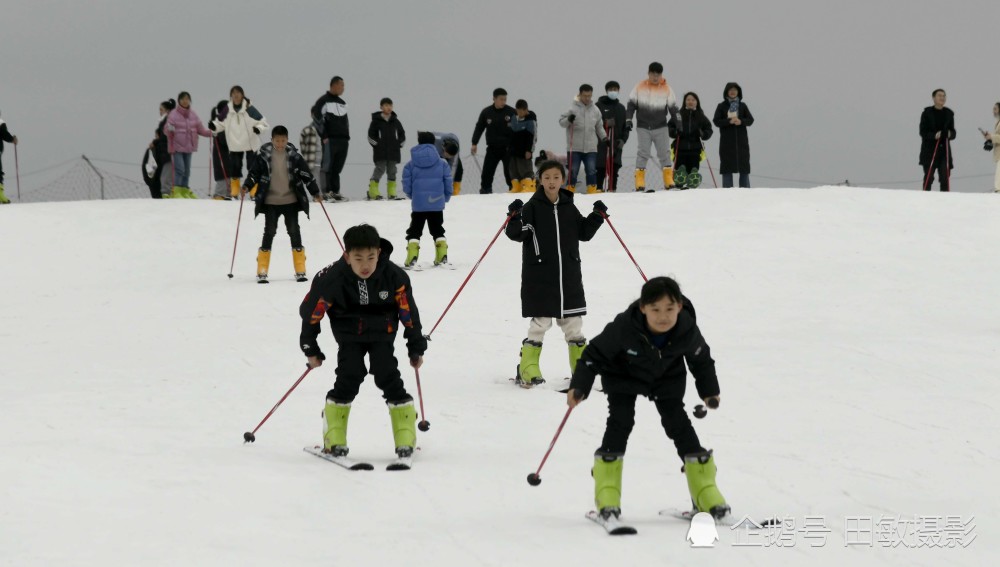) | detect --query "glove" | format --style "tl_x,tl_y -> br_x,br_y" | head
567,114 -> 576,124
208,122 -> 217,132
985,140 -> 994,152
253,127 -> 261,135
605,117 -> 616,128
624,119 -> 633,132
593,200 -> 608,216
508,199 -> 524,214
615,139 -> 625,151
